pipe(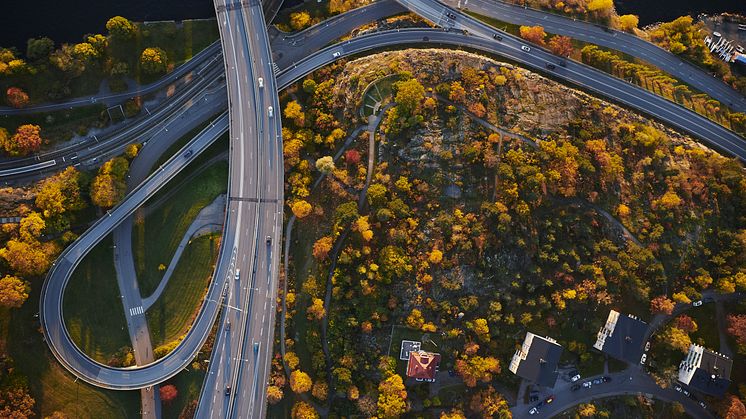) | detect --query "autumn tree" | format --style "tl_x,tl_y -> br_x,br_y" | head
469,386 -> 510,419
1,124 -> 42,156
36,166 -> 85,231
0,275 -> 30,308
73,42 -> 99,61
674,315 -> 698,333
455,355 -> 501,387
661,327 -> 692,352
307,298 -> 326,320
289,11 -> 312,30
291,200 -> 312,218
106,16 -> 136,39
548,36 -> 573,57
6,87 -> 29,108
716,394 -> 746,419
140,47 -> 168,74
650,295 -> 675,315
619,15 -> 639,32
519,26 -> 547,46
289,370 -> 313,393
315,156 -> 335,174
377,374 -> 408,418
577,403 -> 597,417
587,0 -> 614,17
394,78 -> 425,116
291,401 -> 319,419
0,238 -> 55,277
159,384 -> 178,405
440,409 -> 466,419
284,100 -> 305,127
0,387 -> 35,418
726,314 -> 746,351
91,157 -> 129,208
344,149 -> 361,165
267,385 -> 283,404
312,236 -> 333,260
